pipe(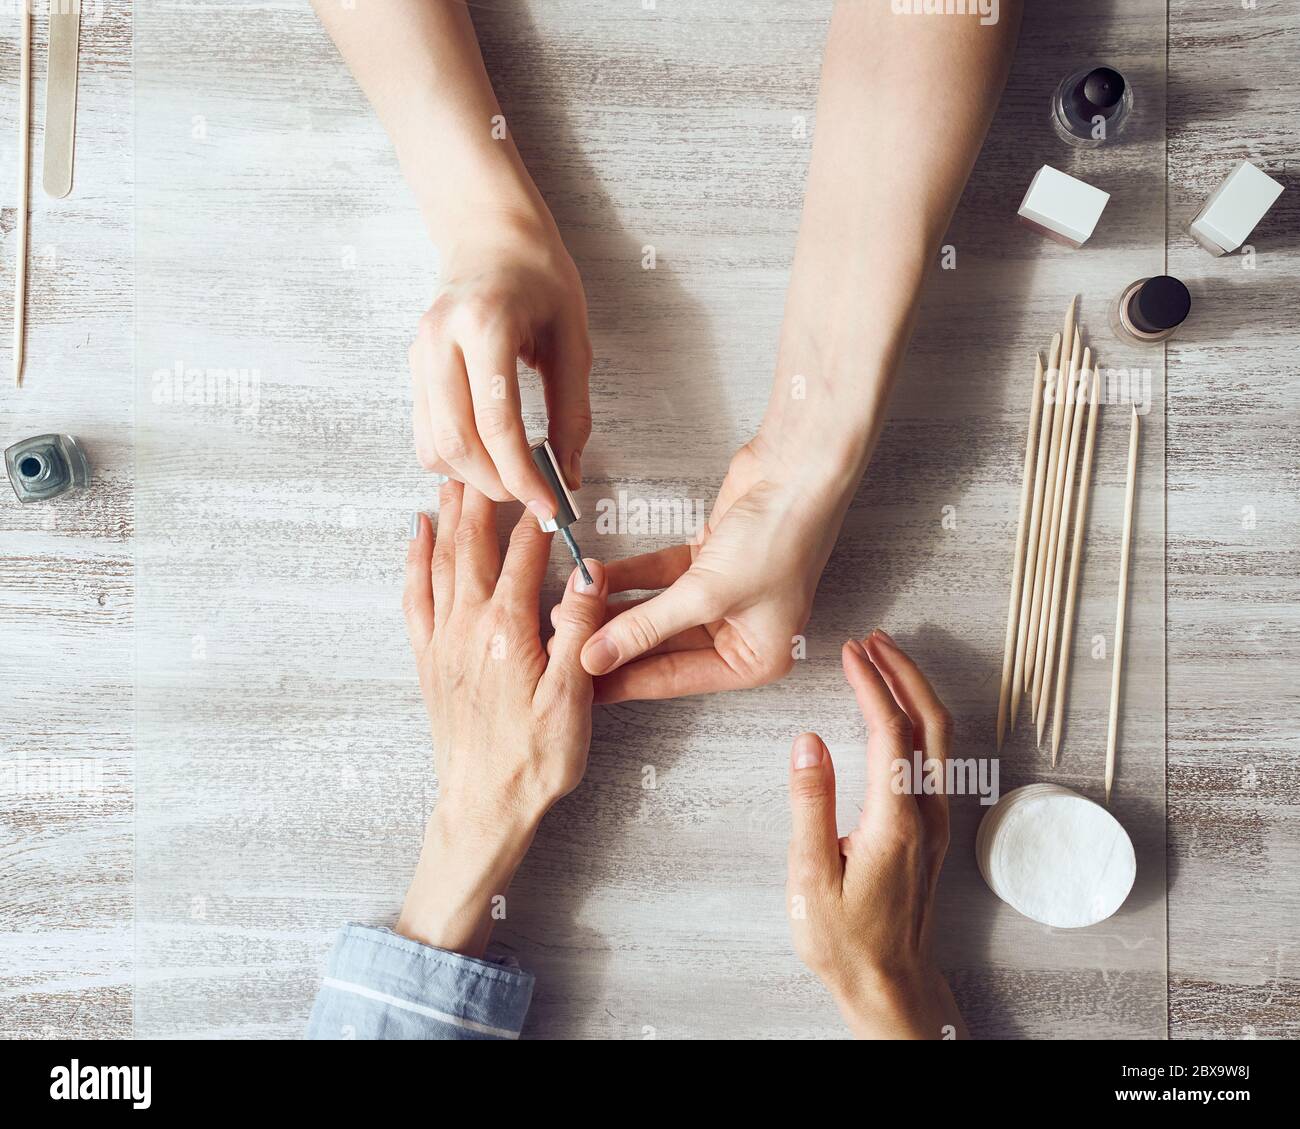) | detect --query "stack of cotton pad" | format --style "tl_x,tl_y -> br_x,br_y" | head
976,784 -> 1136,928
